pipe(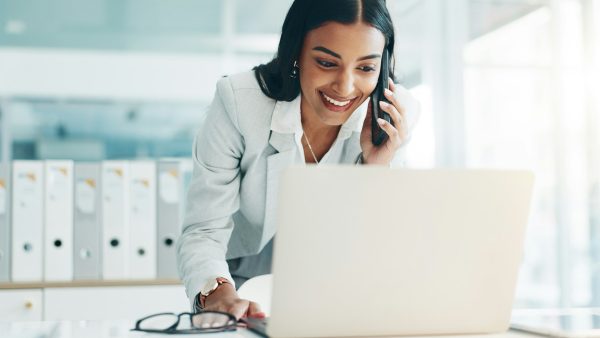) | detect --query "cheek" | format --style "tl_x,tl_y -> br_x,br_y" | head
301,67 -> 332,95
363,76 -> 378,94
